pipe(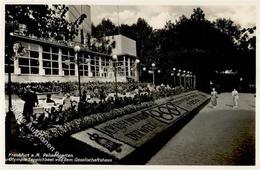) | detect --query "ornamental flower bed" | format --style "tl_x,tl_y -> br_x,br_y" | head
18,101 -> 154,144
17,87 -> 192,145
